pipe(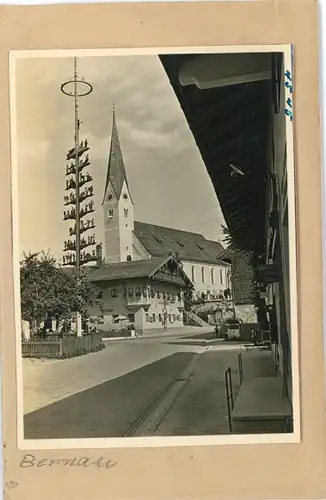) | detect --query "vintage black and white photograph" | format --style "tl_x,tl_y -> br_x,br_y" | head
10,46 -> 299,446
